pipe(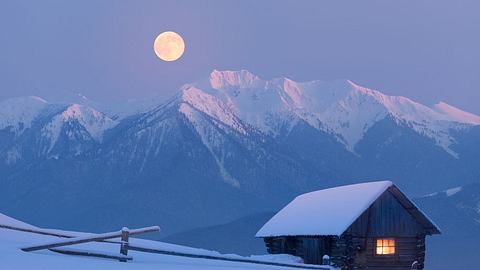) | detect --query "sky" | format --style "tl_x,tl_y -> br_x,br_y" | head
1,0 -> 479,114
